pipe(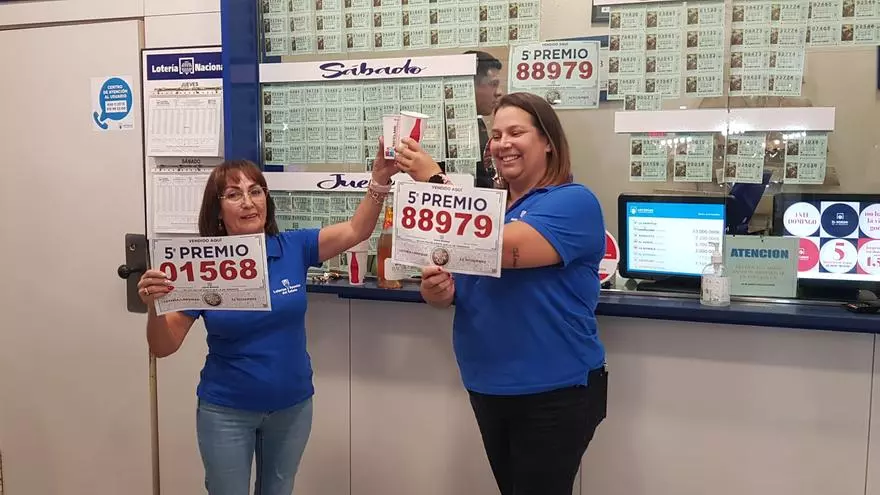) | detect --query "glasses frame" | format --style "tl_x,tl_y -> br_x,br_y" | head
219,185 -> 269,204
